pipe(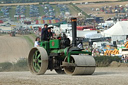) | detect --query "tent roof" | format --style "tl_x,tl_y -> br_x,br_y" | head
0,26 -> 12,31
103,21 -> 128,36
